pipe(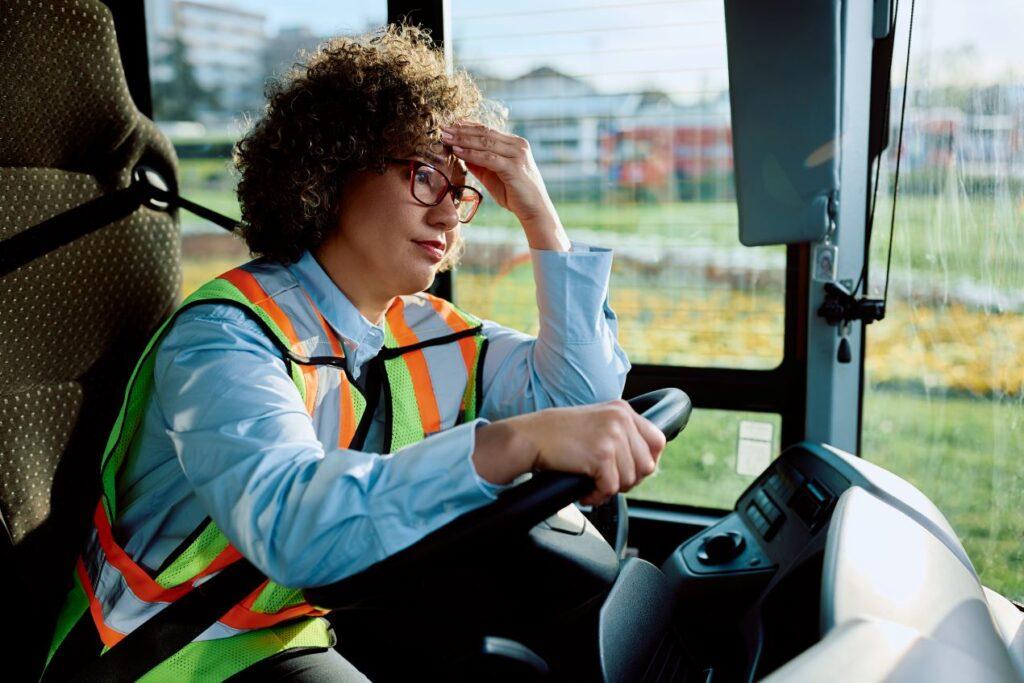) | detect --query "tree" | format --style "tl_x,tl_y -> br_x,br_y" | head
151,36 -> 219,121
